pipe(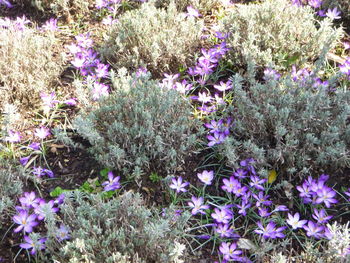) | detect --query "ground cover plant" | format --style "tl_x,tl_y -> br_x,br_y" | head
0,0 -> 349,262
